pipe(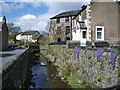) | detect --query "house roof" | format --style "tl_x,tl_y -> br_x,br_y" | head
21,30 -> 41,40
73,5 -> 87,20
21,31 -> 40,35
50,10 -> 81,19
32,34 -> 41,39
